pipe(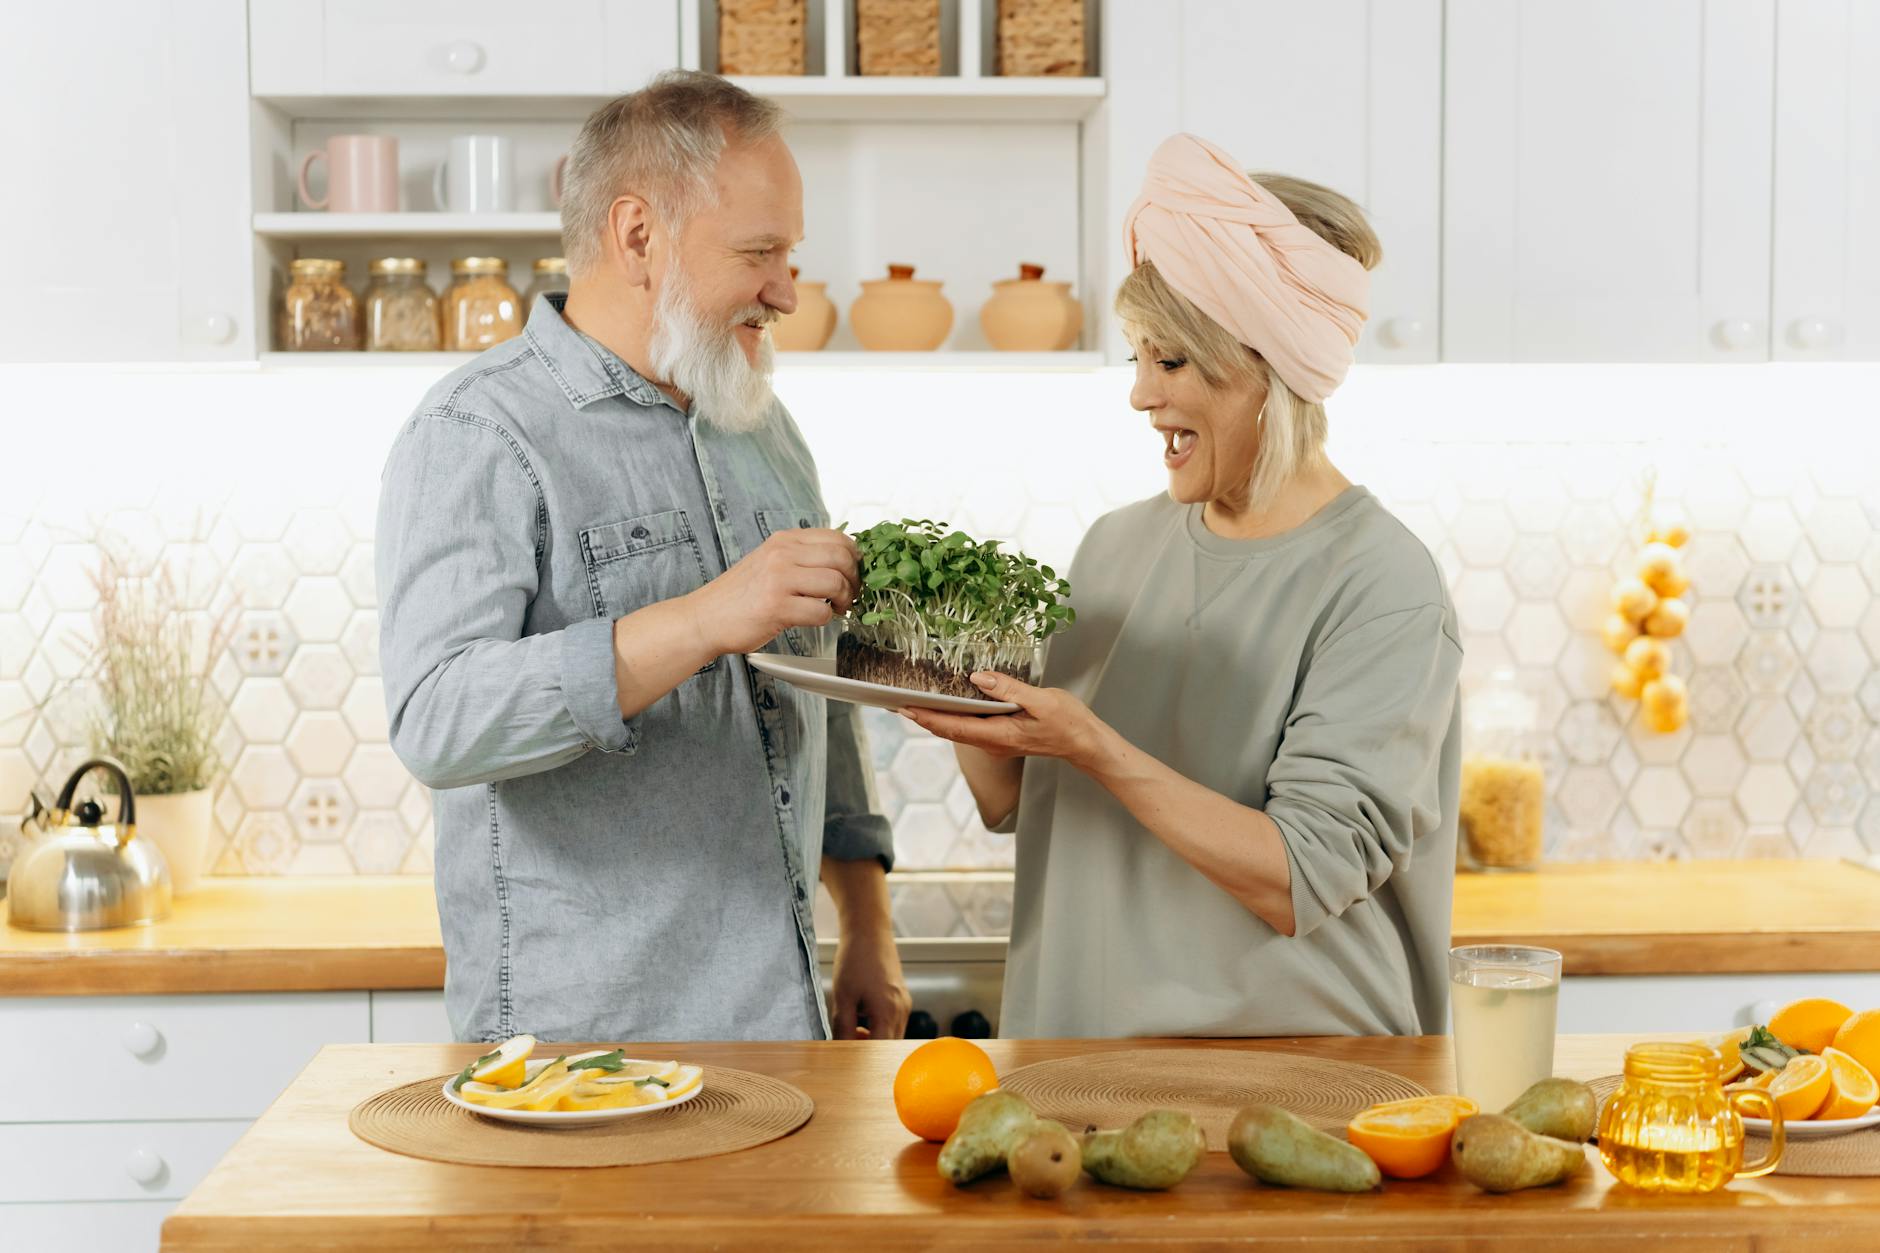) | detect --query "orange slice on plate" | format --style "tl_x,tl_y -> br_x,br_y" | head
1768,1053 -> 1832,1120
1816,1047 -> 1879,1121
1346,1098 -> 1470,1179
